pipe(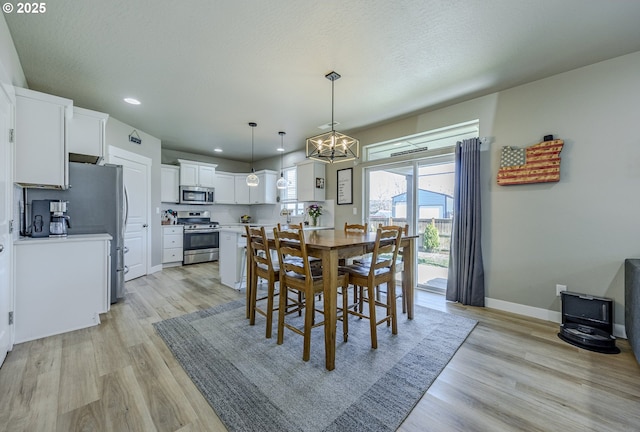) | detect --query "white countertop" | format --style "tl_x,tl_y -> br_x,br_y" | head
15,233 -> 113,245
